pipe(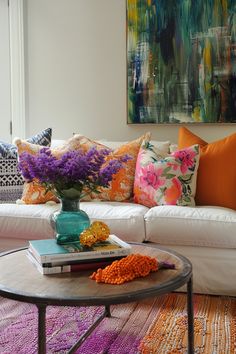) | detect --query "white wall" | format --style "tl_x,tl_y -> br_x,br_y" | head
0,0 -> 11,141
24,0 -> 236,143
